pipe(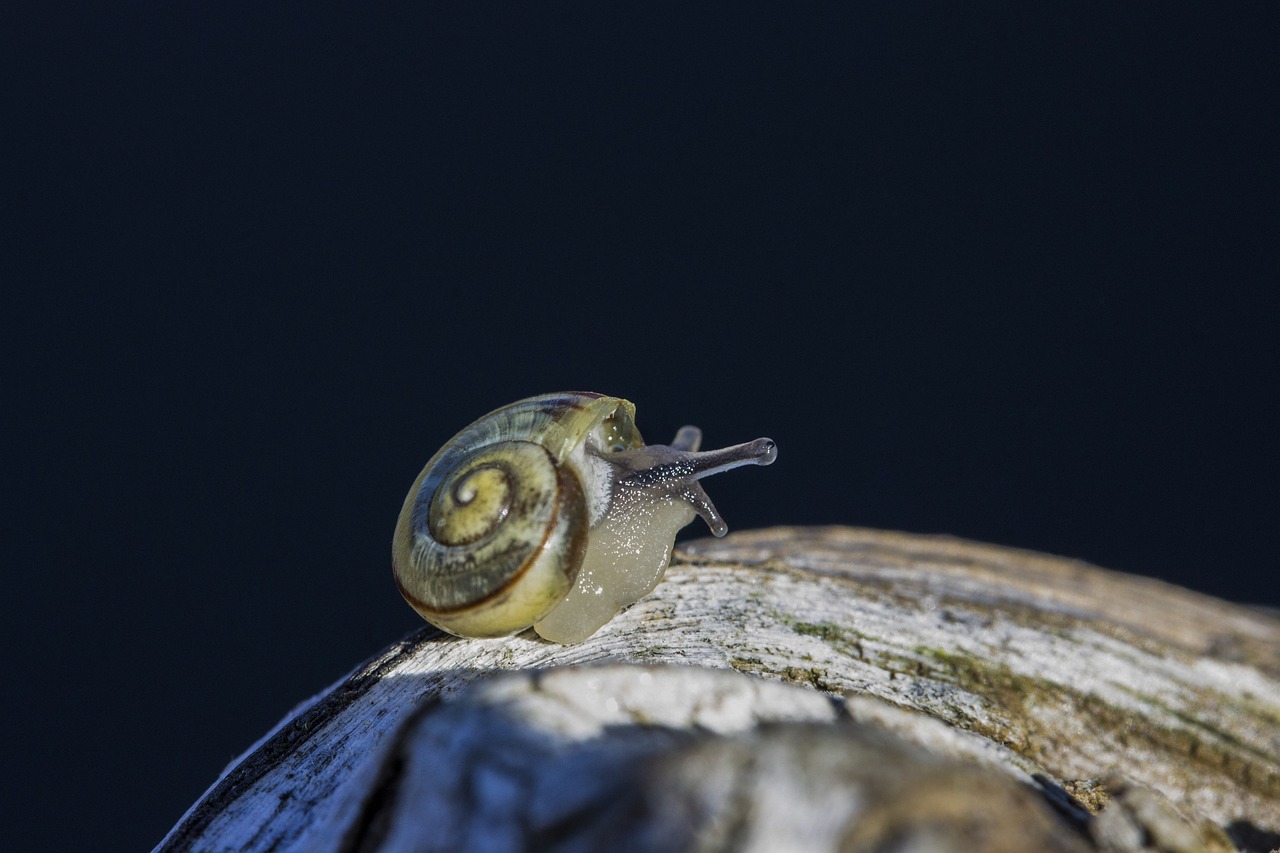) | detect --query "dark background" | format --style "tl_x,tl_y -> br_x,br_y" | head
5,4 -> 1278,851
